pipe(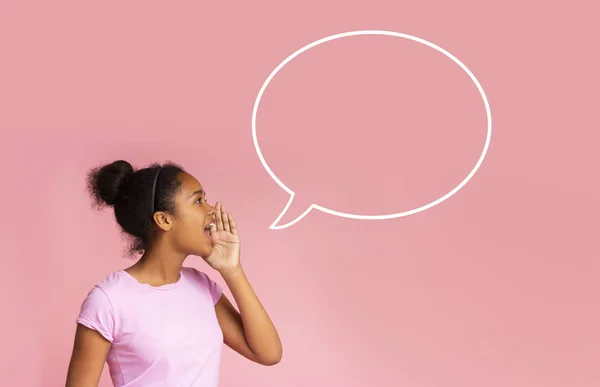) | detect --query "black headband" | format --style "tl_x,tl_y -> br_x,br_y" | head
151,167 -> 162,216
